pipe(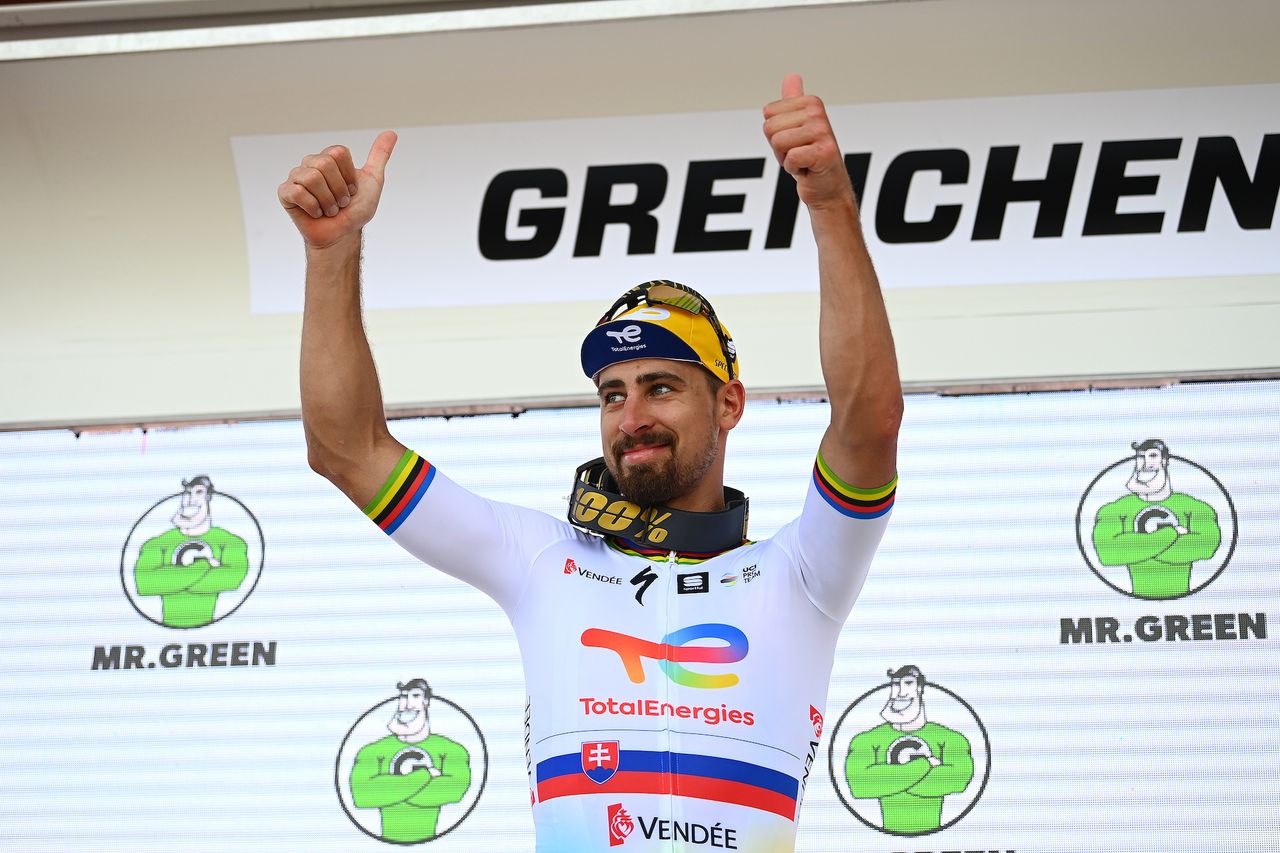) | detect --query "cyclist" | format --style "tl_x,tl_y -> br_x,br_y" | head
281,75 -> 902,851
